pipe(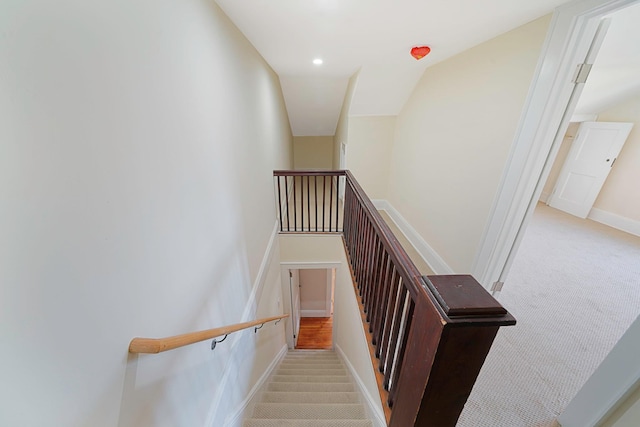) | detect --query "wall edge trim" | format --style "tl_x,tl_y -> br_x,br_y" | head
335,344 -> 387,427
372,199 -> 454,275
223,344 -> 289,427
206,220 -> 280,426
588,207 -> 640,237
